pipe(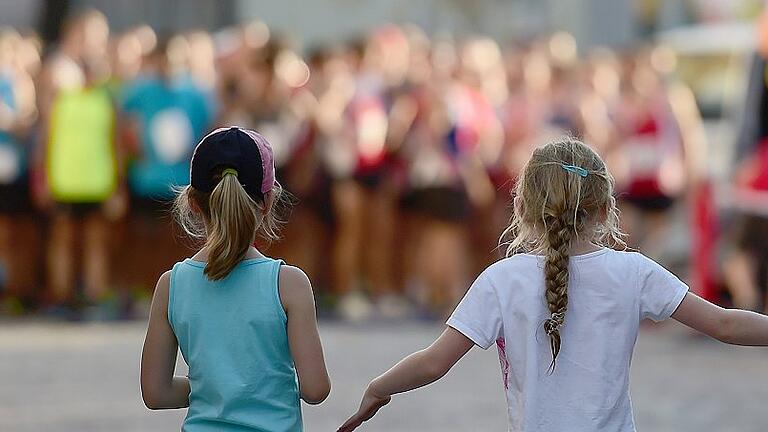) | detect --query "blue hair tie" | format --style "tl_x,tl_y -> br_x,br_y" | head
560,164 -> 588,178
